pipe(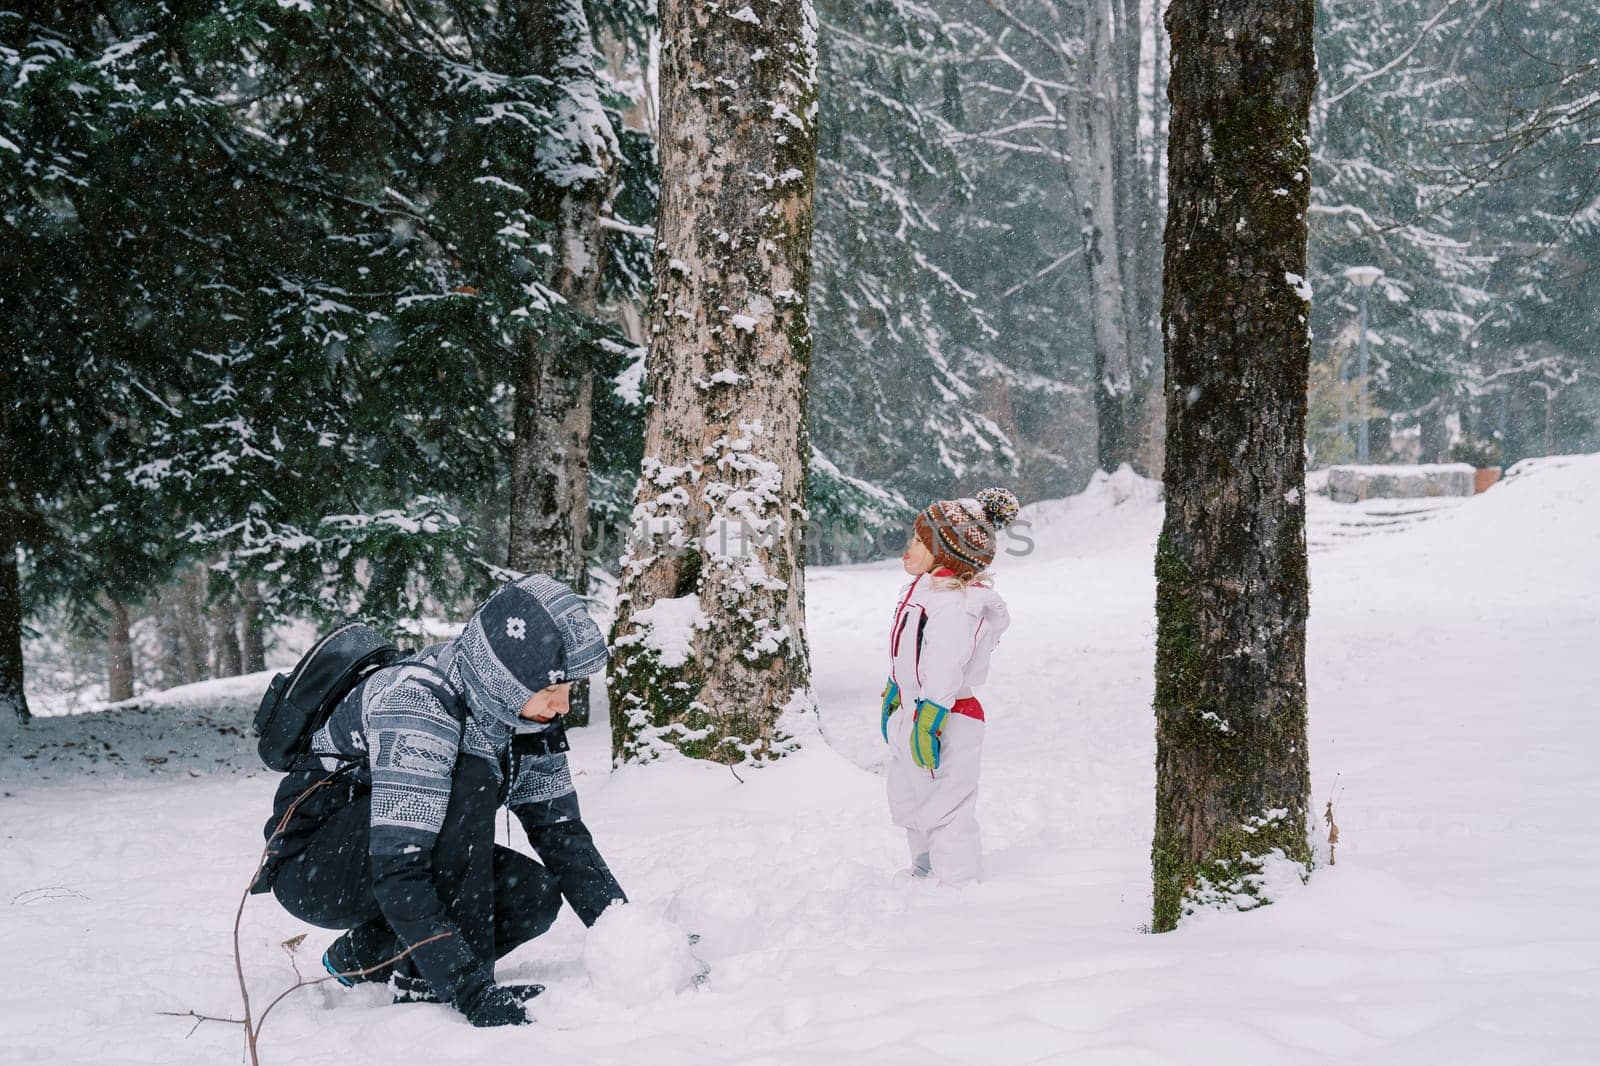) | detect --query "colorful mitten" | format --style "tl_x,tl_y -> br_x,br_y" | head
880,678 -> 901,741
909,698 -> 949,770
